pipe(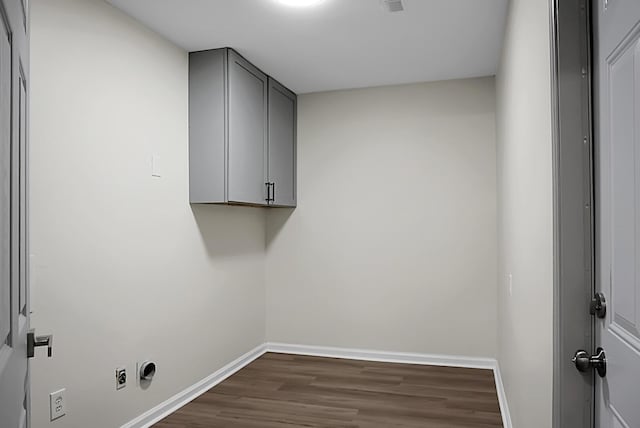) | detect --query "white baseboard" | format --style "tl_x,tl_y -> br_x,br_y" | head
266,342 -> 497,369
493,362 -> 513,428
121,344 -> 267,428
122,342 -> 512,428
